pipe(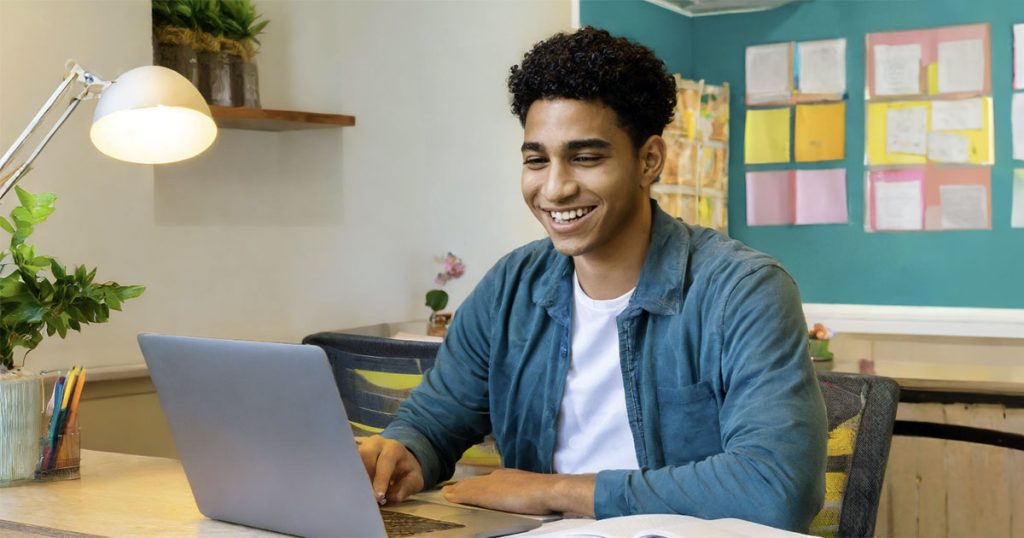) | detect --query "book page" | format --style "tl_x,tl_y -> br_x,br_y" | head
930,98 -> 983,131
874,178 -> 923,231
939,184 -> 988,230
746,43 -> 792,103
